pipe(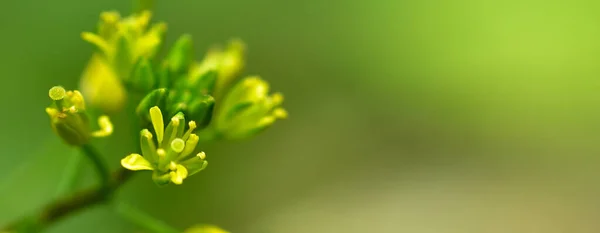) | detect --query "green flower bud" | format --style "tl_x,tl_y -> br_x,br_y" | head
212,77 -> 287,140
165,34 -> 193,74
79,55 -> 127,113
177,70 -> 218,95
46,87 -> 91,146
46,86 -> 114,146
128,57 -> 156,92
190,39 -> 245,99
121,106 -> 208,186
166,90 -> 215,129
113,35 -> 134,79
136,88 -> 168,124
187,95 -> 215,128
